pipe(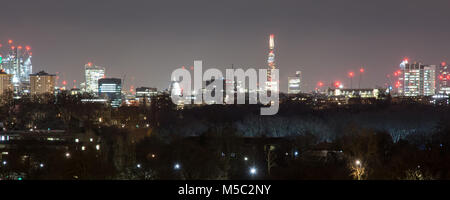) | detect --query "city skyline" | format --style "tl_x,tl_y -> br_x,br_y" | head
2,0 -> 450,92
3,0 -> 450,185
